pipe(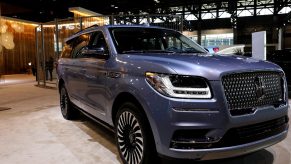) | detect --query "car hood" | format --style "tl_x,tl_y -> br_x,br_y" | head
119,53 -> 283,81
